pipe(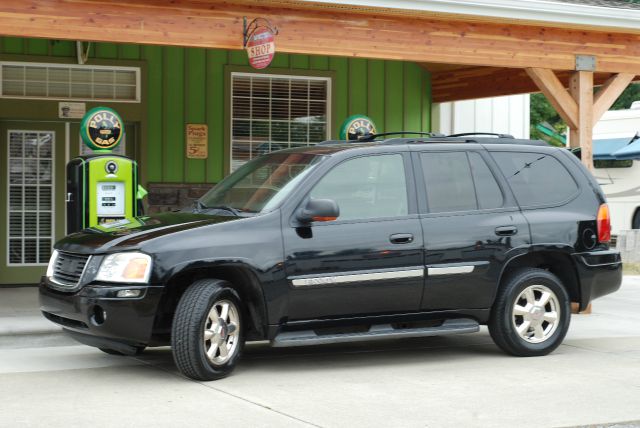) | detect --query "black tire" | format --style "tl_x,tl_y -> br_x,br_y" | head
633,210 -> 640,229
98,346 -> 145,356
171,279 -> 245,381
489,268 -> 570,357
